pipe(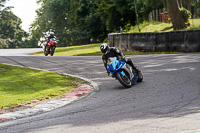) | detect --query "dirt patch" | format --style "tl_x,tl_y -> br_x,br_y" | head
0,68 -> 6,71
